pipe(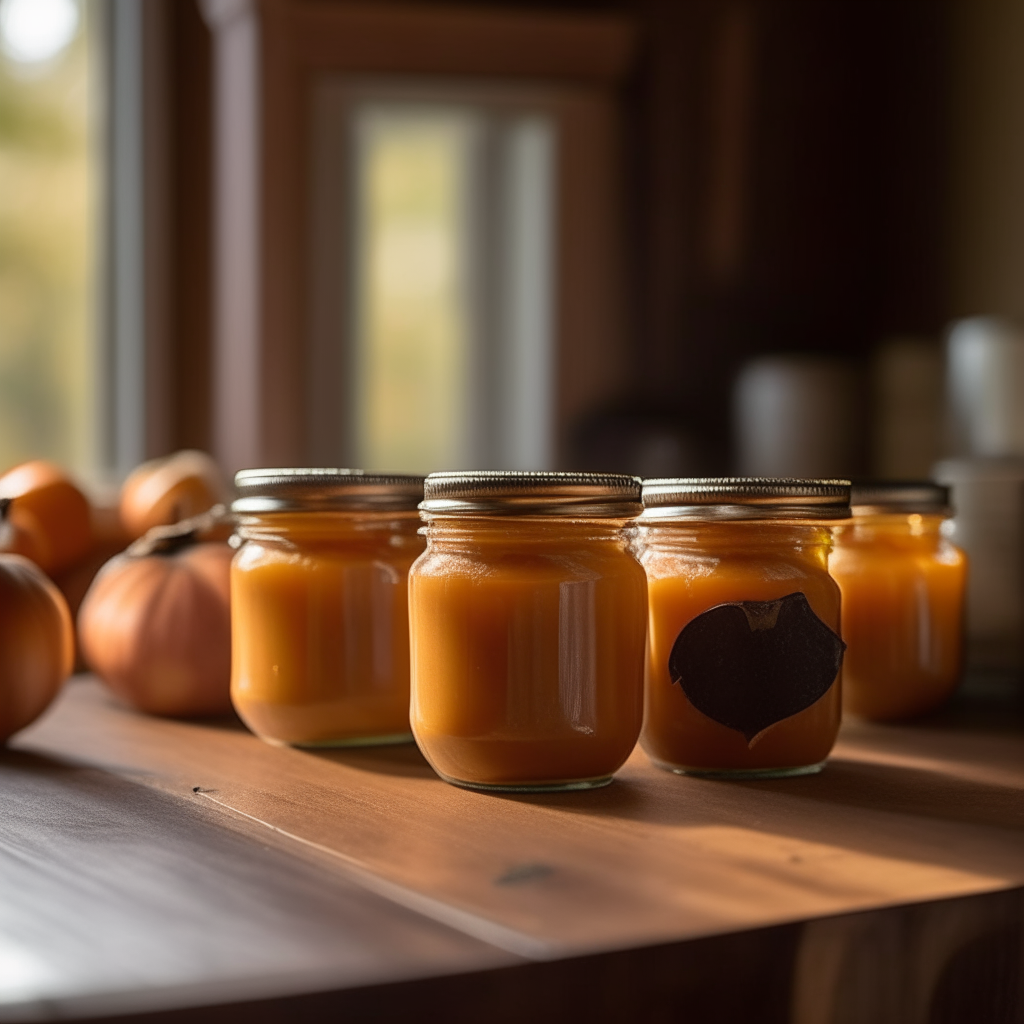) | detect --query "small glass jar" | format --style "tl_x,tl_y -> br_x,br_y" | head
230,469 -> 425,747
639,478 -> 850,778
829,482 -> 967,722
409,471 -> 647,792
